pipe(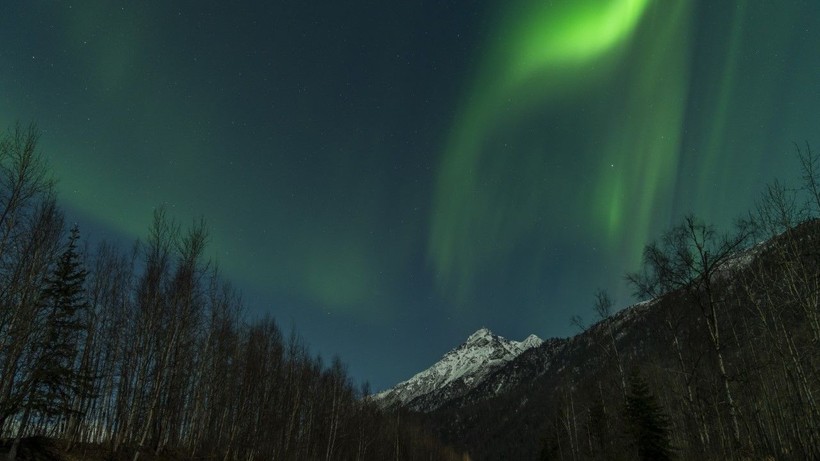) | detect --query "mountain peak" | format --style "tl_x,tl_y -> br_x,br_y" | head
519,334 -> 544,350
466,327 -> 493,344
372,327 -> 544,411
